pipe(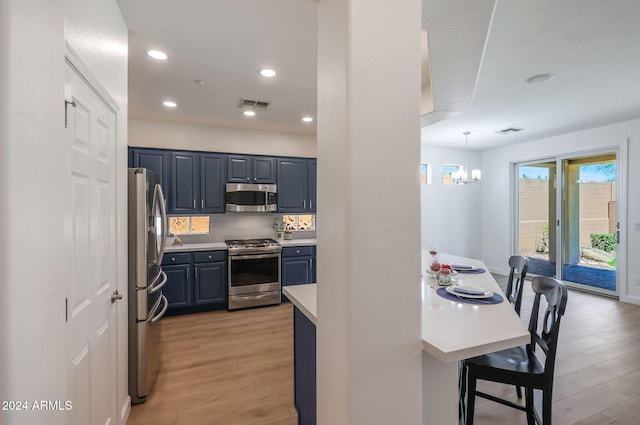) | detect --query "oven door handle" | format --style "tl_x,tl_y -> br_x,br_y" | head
230,253 -> 281,261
